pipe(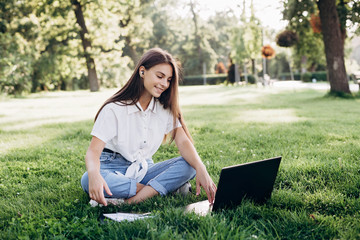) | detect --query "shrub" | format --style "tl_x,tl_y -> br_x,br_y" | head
301,72 -> 313,82
278,71 -> 328,82
301,71 -> 328,82
182,74 -> 257,85
278,72 -> 301,81
182,74 -> 227,85
240,74 -> 256,84
311,71 -> 327,81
